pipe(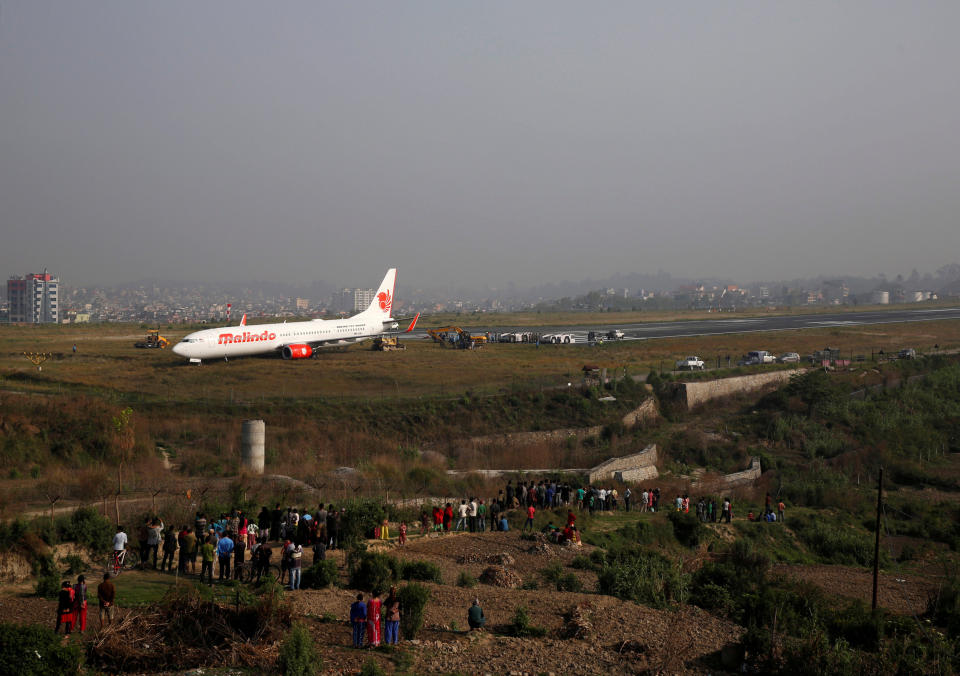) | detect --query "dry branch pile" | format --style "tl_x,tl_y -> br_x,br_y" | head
479,565 -> 522,589
456,551 -> 516,566
88,583 -> 290,673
